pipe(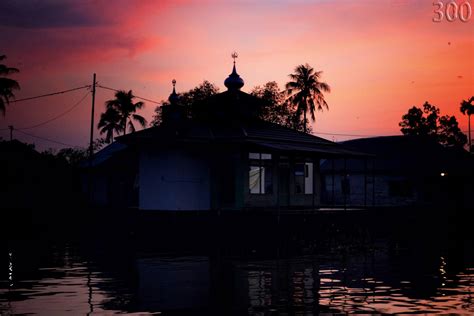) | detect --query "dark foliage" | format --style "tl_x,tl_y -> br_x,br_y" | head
0,54 -> 20,115
0,140 -> 85,208
460,96 -> 474,151
151,80 -> 219,126
285,64 -> 330,133
251,81 -> 311,133
99,90 -> 147,142
41,138 -> 107,166
399,101 -> 467,148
